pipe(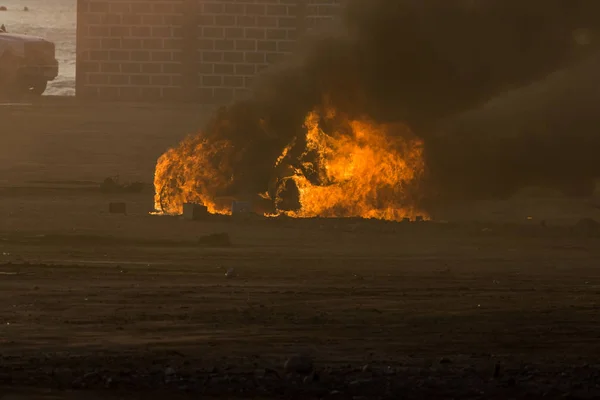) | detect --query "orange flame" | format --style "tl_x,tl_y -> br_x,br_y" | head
153,108 -> 427,220
280,110 -> 426,220
153,135 -> 234,215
